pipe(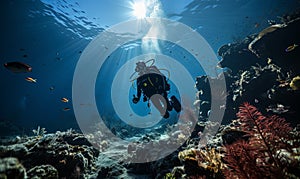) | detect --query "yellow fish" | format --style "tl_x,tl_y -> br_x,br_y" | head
61,97 -> 69,103
285,44 -> 298,52
25,77 -> 37,83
